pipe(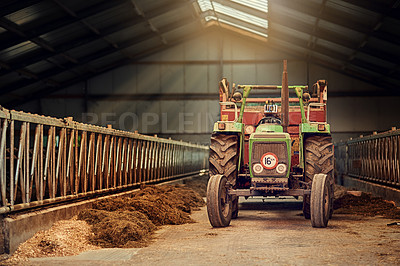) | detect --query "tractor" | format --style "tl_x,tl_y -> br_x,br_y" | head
207,60 -> 334,228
